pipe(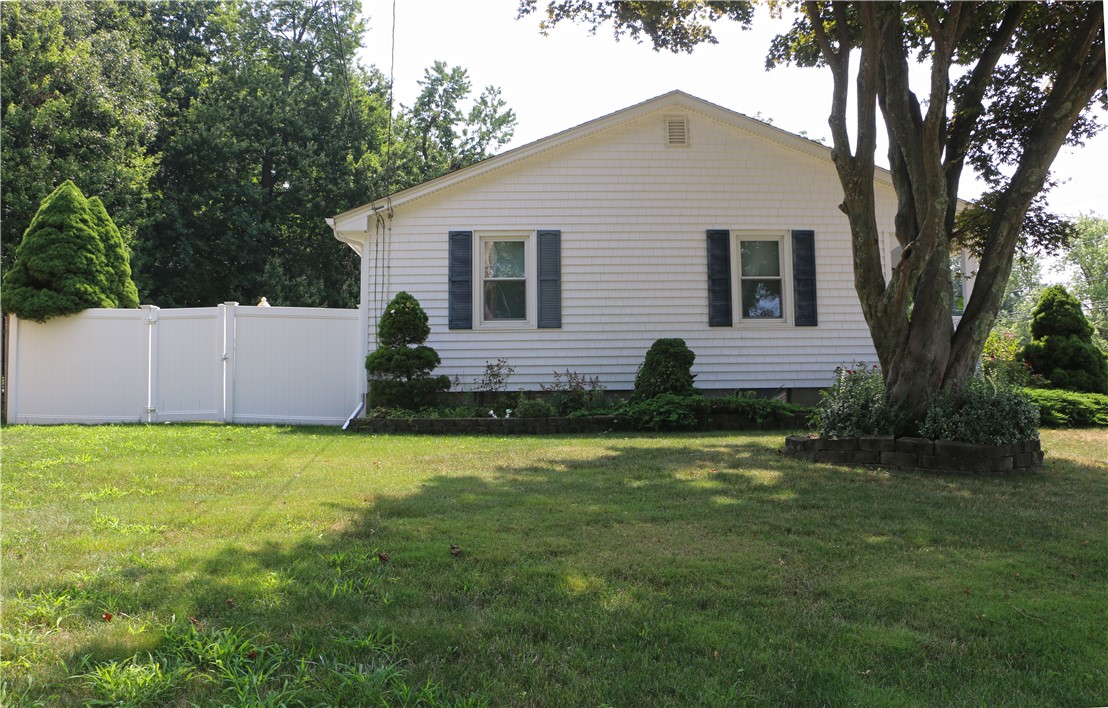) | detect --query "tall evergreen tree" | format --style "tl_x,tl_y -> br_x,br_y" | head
2,181 -> 117,321
88,196 -> 140,308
